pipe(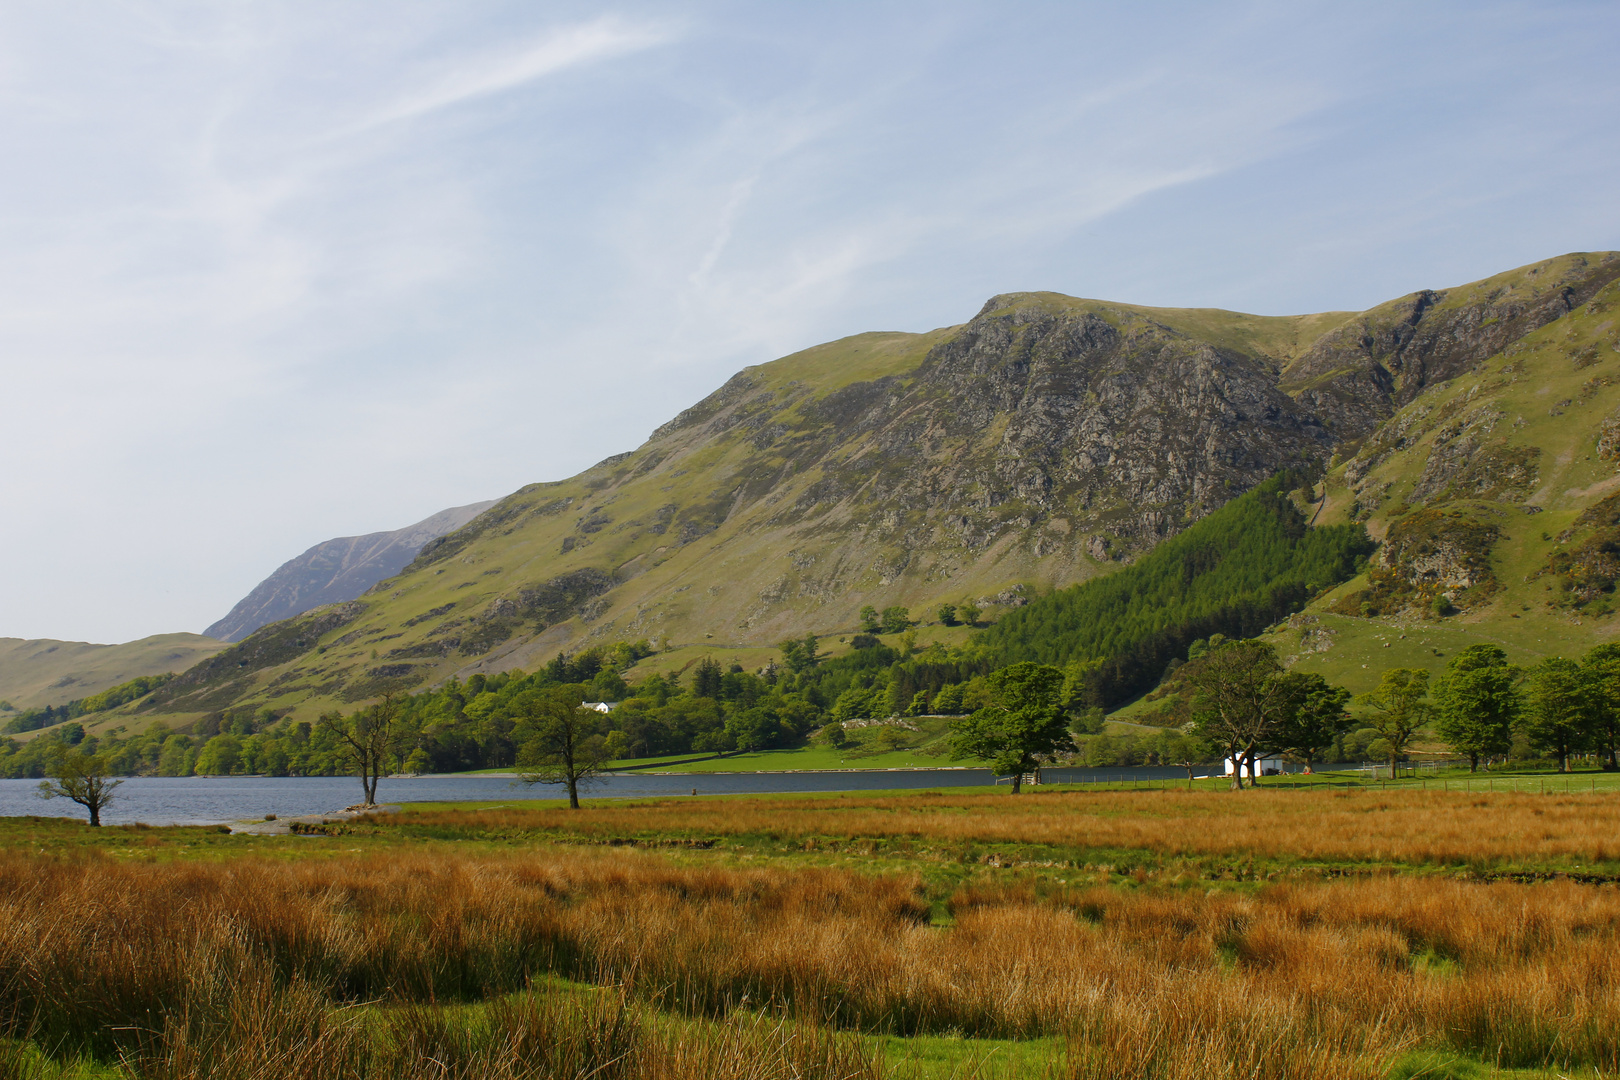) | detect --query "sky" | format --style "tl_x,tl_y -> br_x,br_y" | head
2,0 -> 1618,644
